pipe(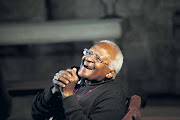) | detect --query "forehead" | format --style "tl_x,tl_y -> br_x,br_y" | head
90,42 -> 117,60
